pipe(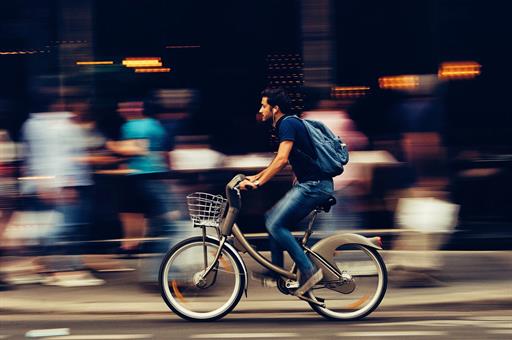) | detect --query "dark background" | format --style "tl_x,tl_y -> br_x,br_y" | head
1,0 -> 511,152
